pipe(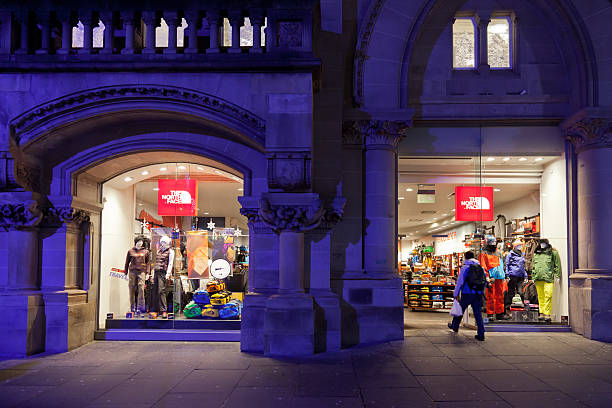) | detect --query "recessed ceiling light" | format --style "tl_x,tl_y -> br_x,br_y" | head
442,213 -> 447,216
214,170 -> 222,175
141,170 -> 149,176
124,177 -> 133,182
178,165 -> 186,170
503,157 -> 510,161
398,197 -> 405,200
535,157 -> 543,161
519,157 -> 527,161
153,187 -> 159,191
204,212 -> 209,215
138,203 -> 143,206
197,166 -> 204,170
487,157 -> 496,162
494,188 -> 501,192
415,231 -> 419,233
406,188 -> 413,192
160,167 -> 167,171
451,209 -> 455,212
432,218 -> 437,220
237,188 -> 243,191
